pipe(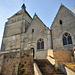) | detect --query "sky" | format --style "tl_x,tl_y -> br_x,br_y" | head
0,0 -> 75,48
